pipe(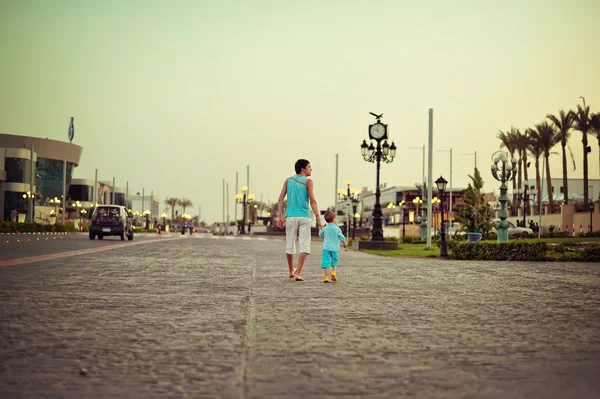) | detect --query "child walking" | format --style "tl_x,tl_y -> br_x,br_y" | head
318,211 -> 348,283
